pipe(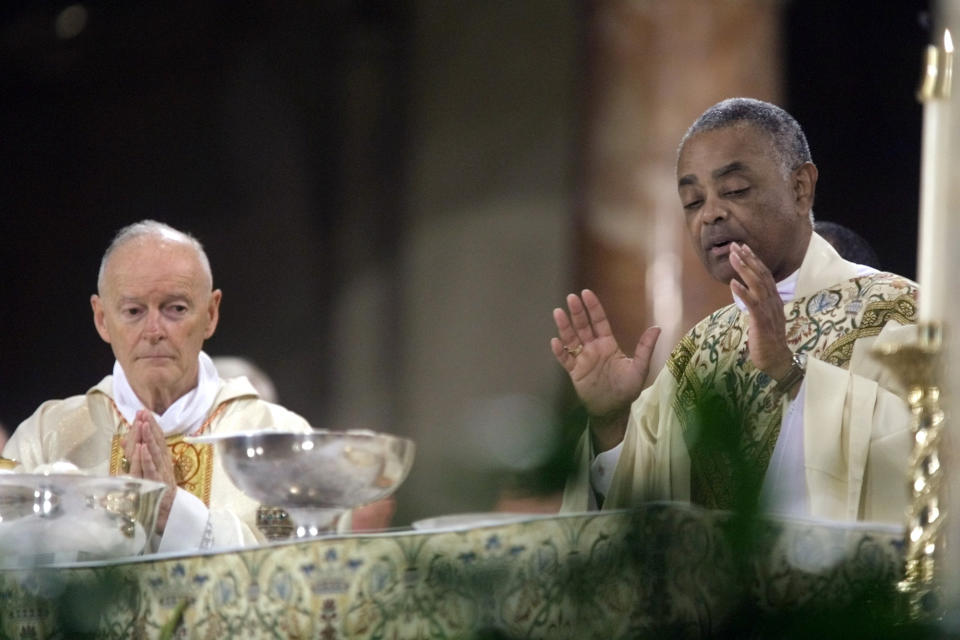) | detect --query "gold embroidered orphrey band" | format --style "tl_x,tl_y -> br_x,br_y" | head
107,399 -> 236,506
665,273 -> 918,511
